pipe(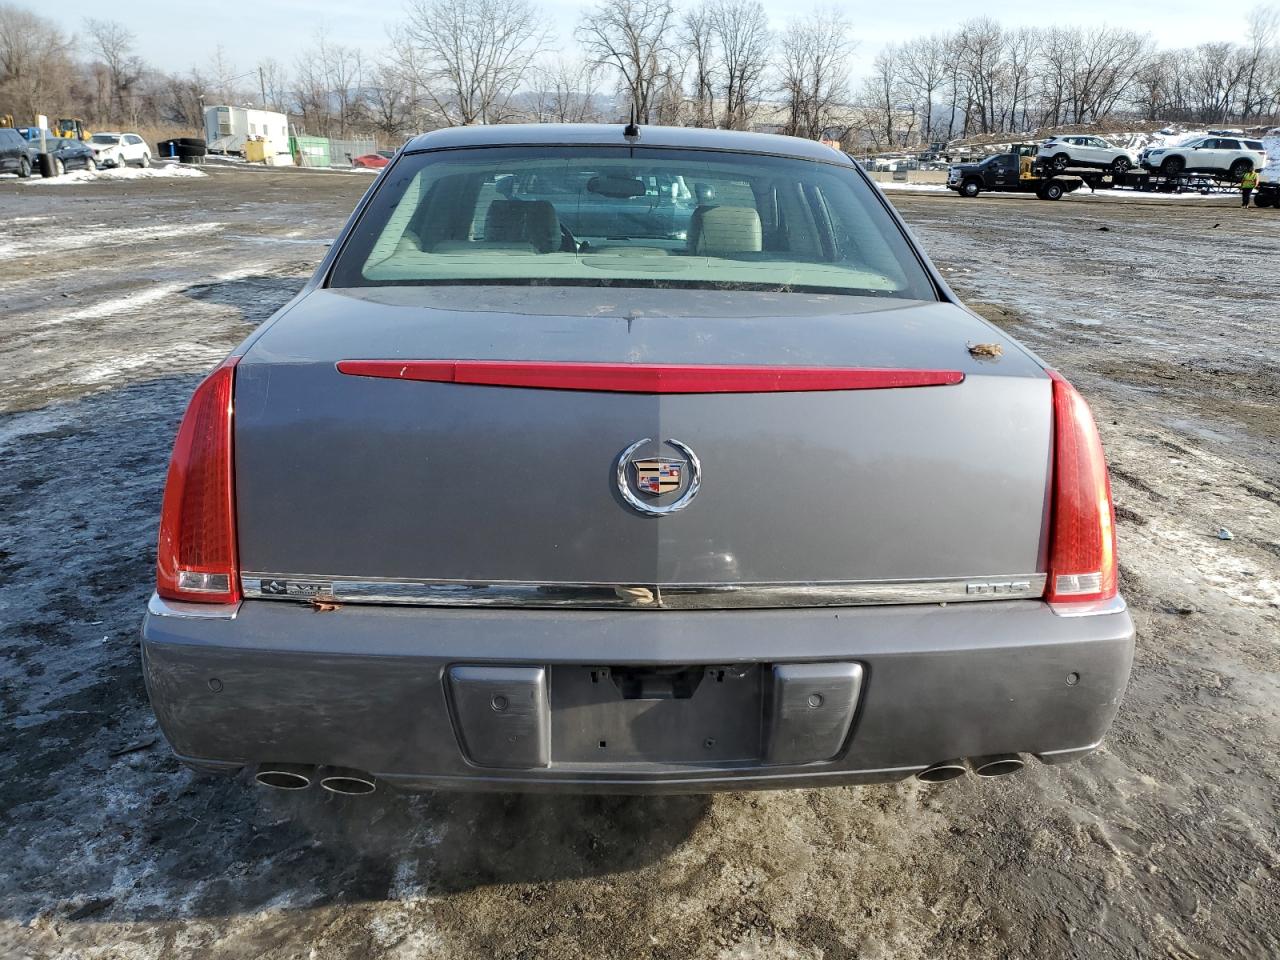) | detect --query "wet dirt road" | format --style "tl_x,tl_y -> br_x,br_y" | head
1,170 -> 1277,960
